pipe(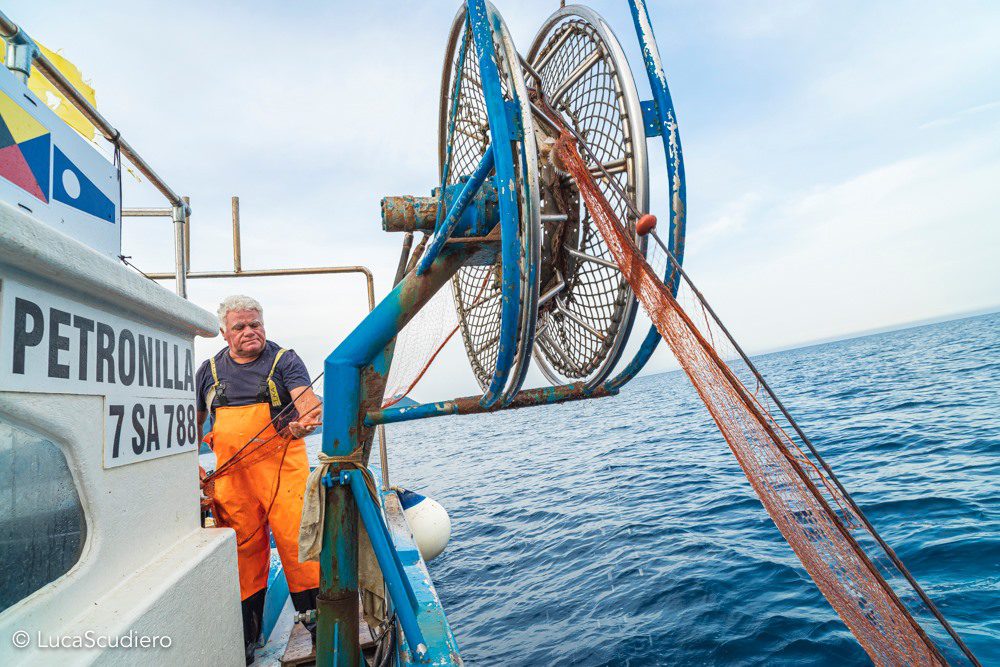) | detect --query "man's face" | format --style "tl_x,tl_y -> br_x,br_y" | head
222,309 -> 266,358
